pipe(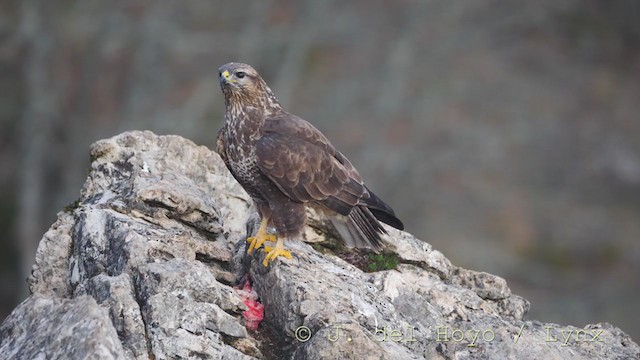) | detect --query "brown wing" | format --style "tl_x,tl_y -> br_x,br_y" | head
261,114 -> 360,177
256,114 -> 368,216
